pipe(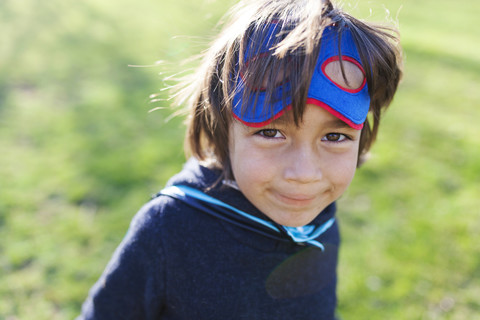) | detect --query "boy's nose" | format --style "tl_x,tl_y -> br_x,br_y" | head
283,145 -> 322,184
